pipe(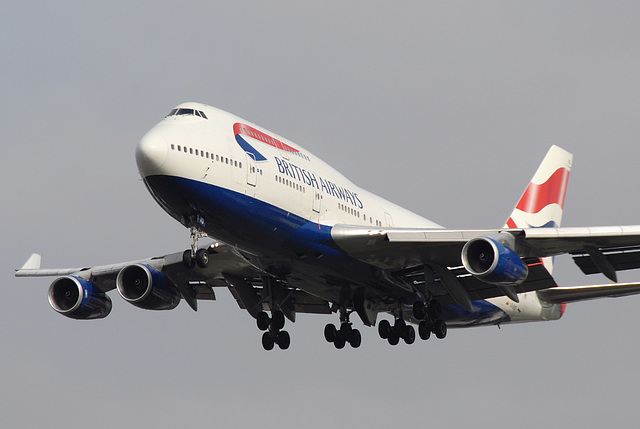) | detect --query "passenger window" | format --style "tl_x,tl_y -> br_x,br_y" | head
195,149 -> 199,156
